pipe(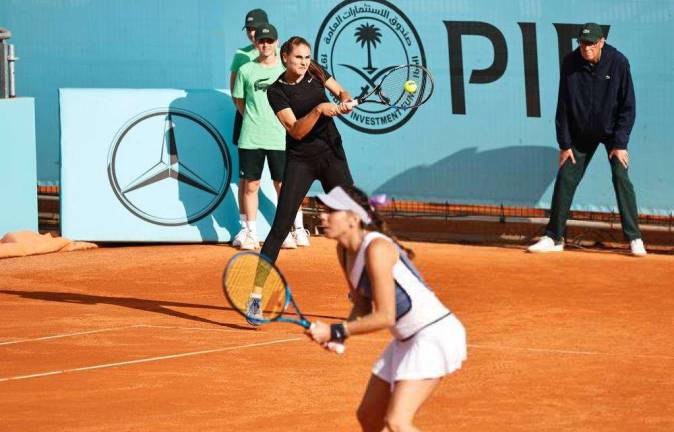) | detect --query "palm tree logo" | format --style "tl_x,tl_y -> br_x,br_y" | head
355,23 -> 382,74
